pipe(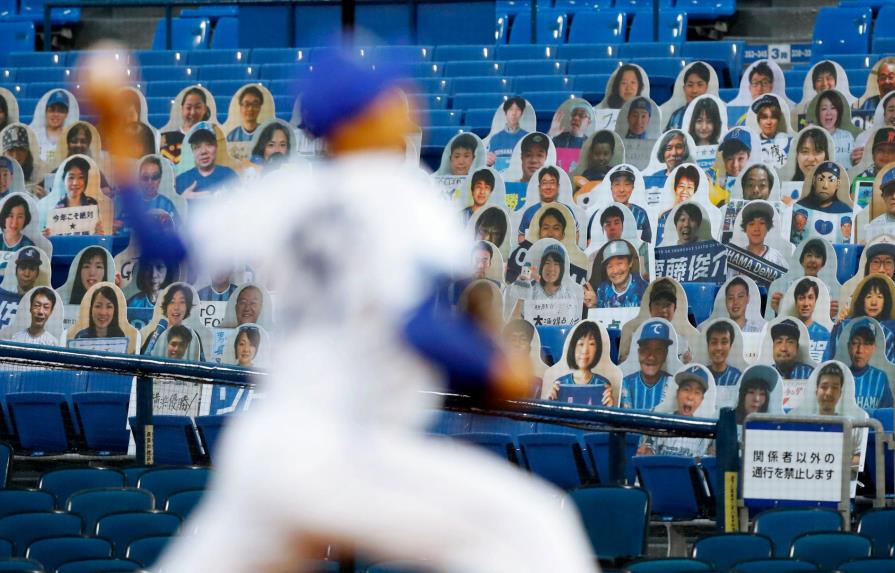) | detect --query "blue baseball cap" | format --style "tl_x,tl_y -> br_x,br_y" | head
741,364 -> 779,392
866,241 -> 895,260
628,97 -> 651,114
719,127 -> 751,154
46,90 -> 69,109
849,317 -> 876,343
750,93 -> 779,113
814,161 -> 840,179
794,208 -> 809,218
16,247 -> 41,266
638,320 -> 672,345
675,365 -> 709,391
881,168 -> 895,195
